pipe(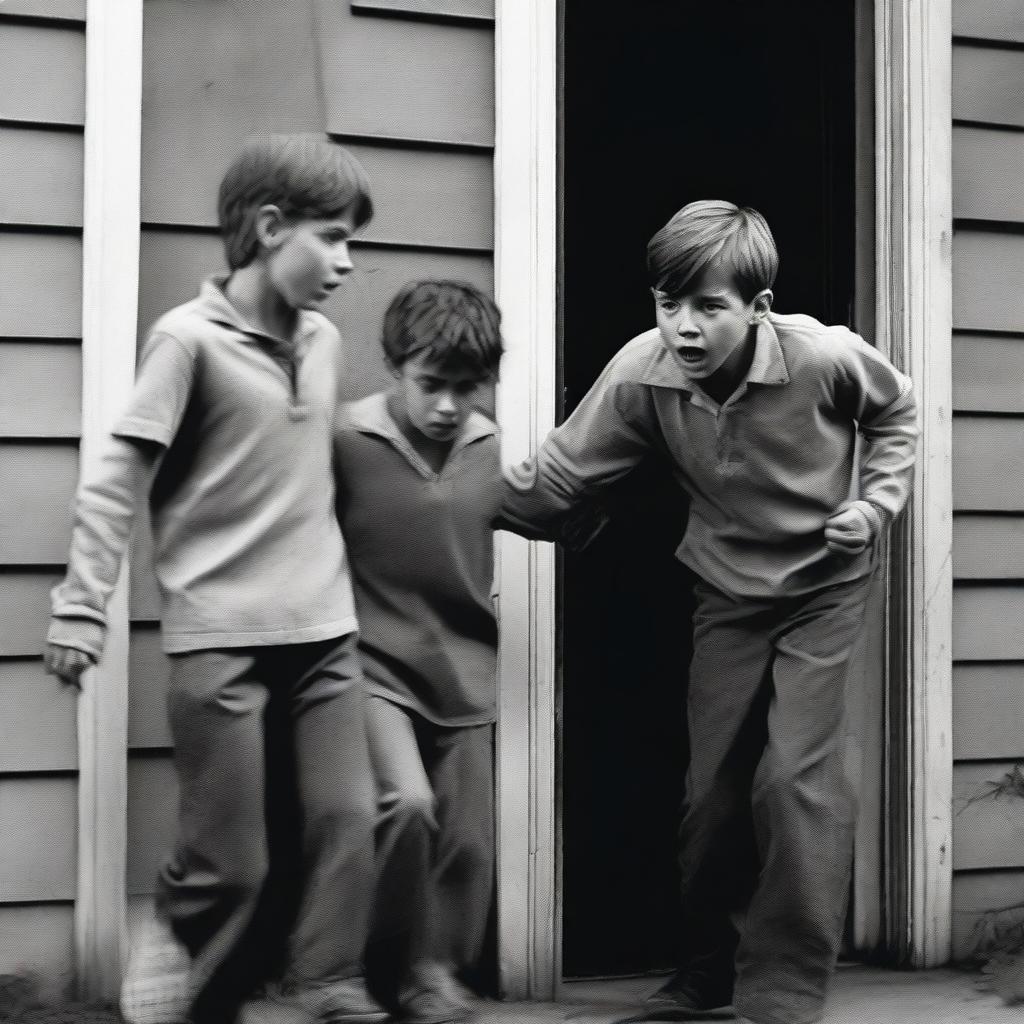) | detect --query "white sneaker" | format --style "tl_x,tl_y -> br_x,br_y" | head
119,914 -> 193,1024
